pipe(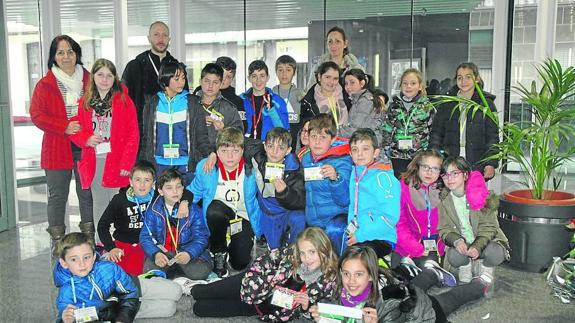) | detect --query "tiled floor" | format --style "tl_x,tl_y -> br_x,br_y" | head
1,173 -> 573,322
